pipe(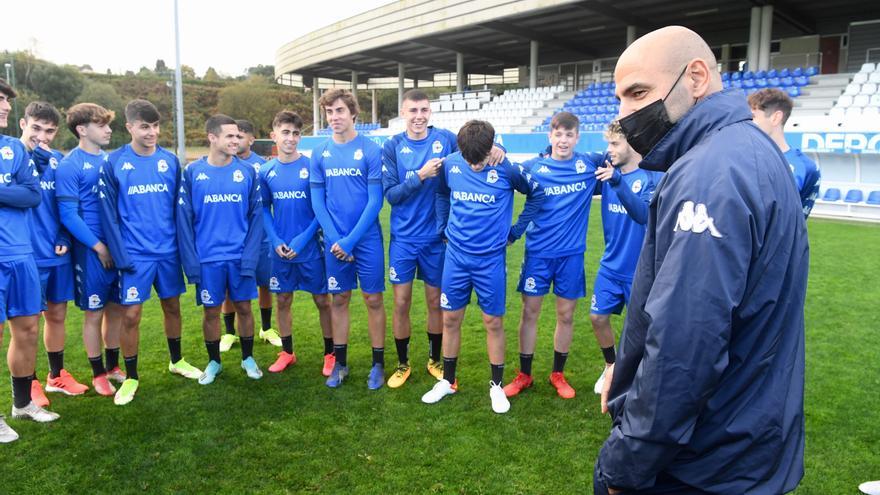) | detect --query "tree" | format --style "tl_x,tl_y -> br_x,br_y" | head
138,66 -> 153,77
72,80 -> 128,148
155,59 -> 169,76
26,62 -> 84,108
203,67 -> 220,82
180,65 -> 196,80
246,65 -> 276,80
217,80 -> 279,137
